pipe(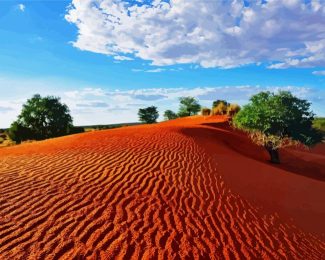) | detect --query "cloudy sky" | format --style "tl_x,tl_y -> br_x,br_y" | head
0,0 -> 324,128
